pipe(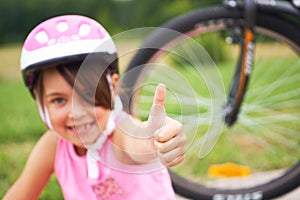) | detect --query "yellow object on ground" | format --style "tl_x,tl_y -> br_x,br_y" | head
208,162 -> 251,177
